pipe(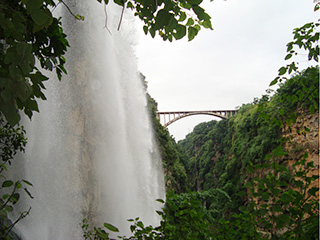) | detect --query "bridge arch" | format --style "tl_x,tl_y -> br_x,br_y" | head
156,110 -> 237,128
